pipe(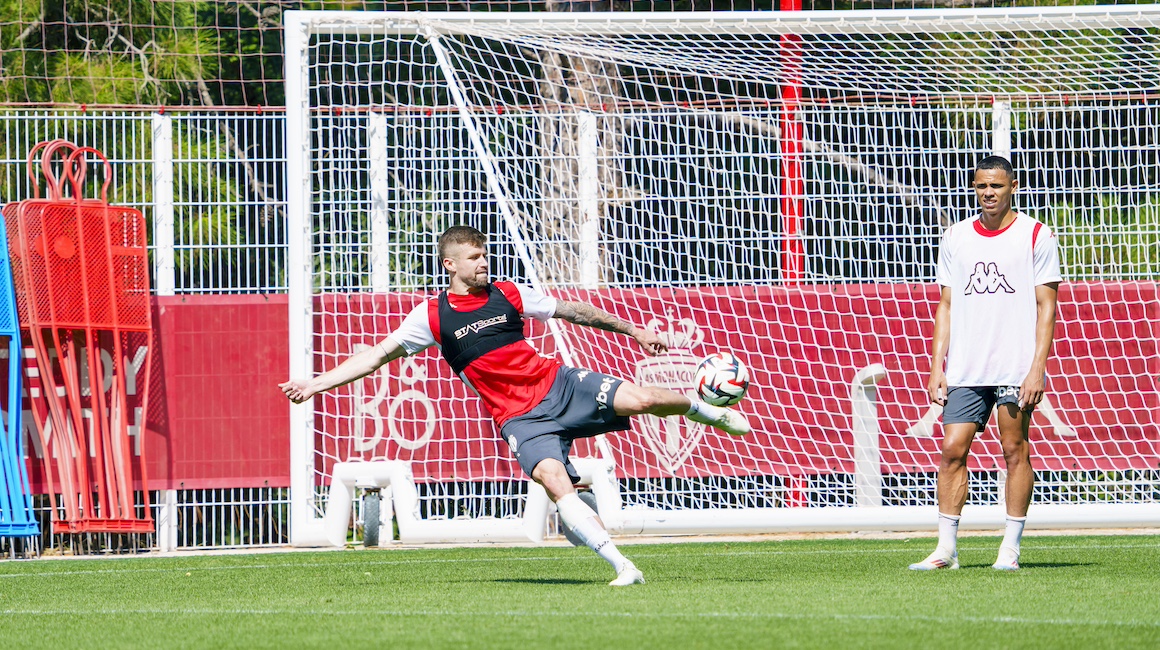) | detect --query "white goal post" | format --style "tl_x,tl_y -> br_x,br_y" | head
285,7 -> 1160,546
